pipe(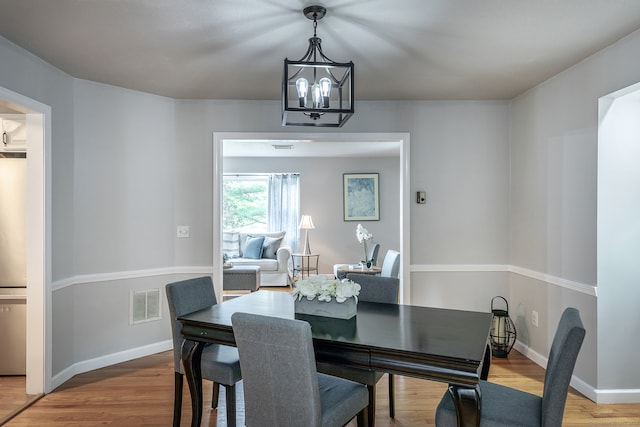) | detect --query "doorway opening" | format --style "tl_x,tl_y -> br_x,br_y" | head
597,82 -> 640,394
212,132 -> 411,302
0,86 -> 51,402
